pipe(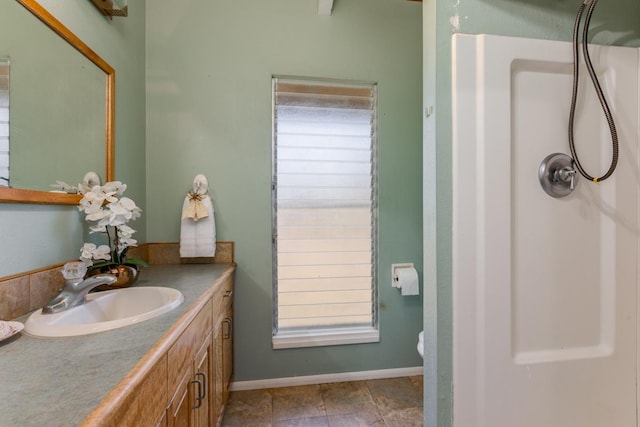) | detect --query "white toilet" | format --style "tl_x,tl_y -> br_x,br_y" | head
417,330 -> 424,359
